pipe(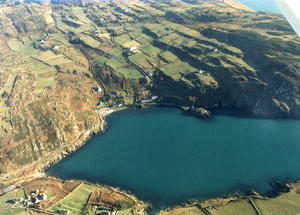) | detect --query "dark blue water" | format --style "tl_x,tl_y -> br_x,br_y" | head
238,0 -> 281,13
47,107 -> 300,210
